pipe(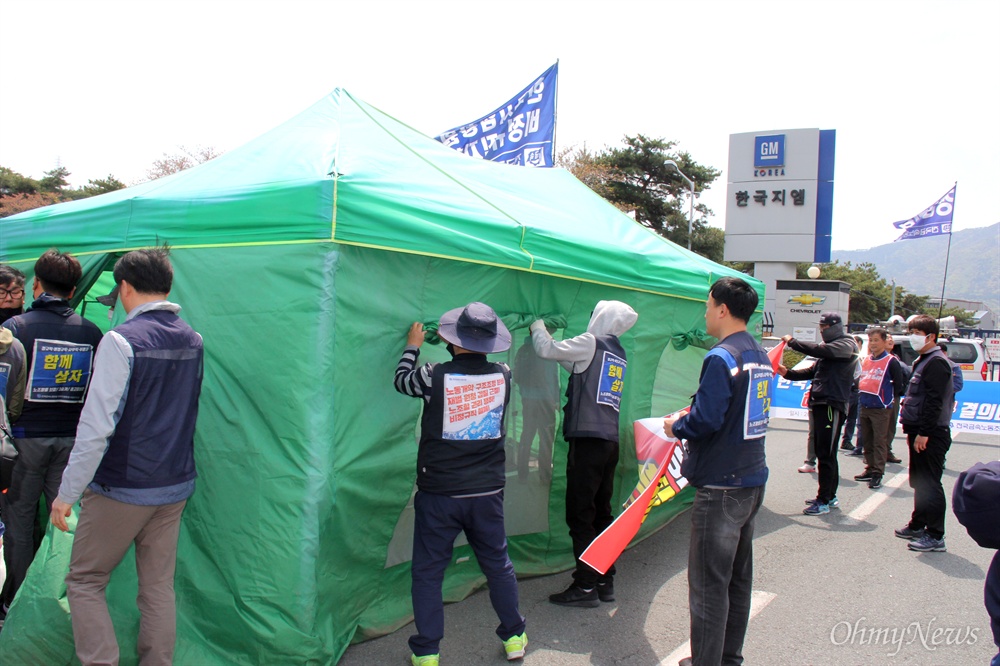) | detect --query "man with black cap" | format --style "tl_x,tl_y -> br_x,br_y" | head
777,312 -> 858,516
393,302 -> 527,666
